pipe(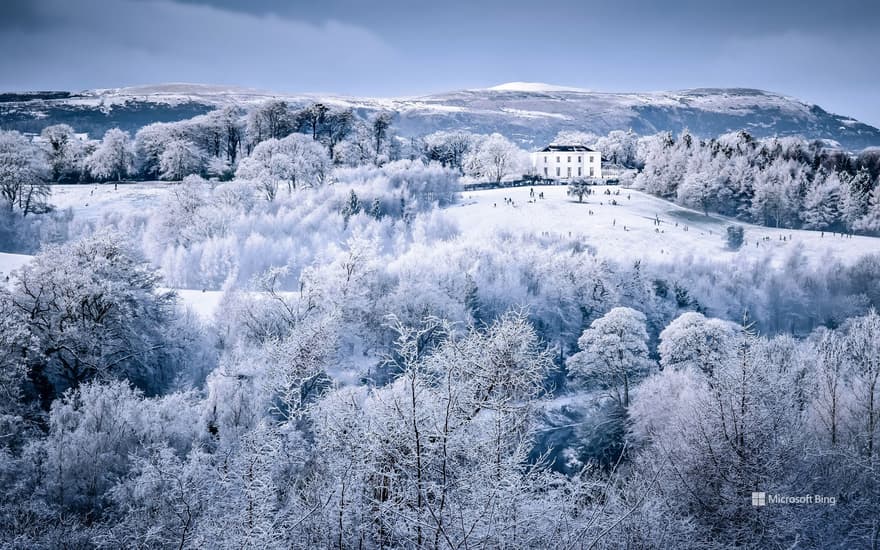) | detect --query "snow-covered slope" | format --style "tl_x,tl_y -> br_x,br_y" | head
2,82 -> 879,149
450,184 -> 880,267
47,181 -> 880,271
